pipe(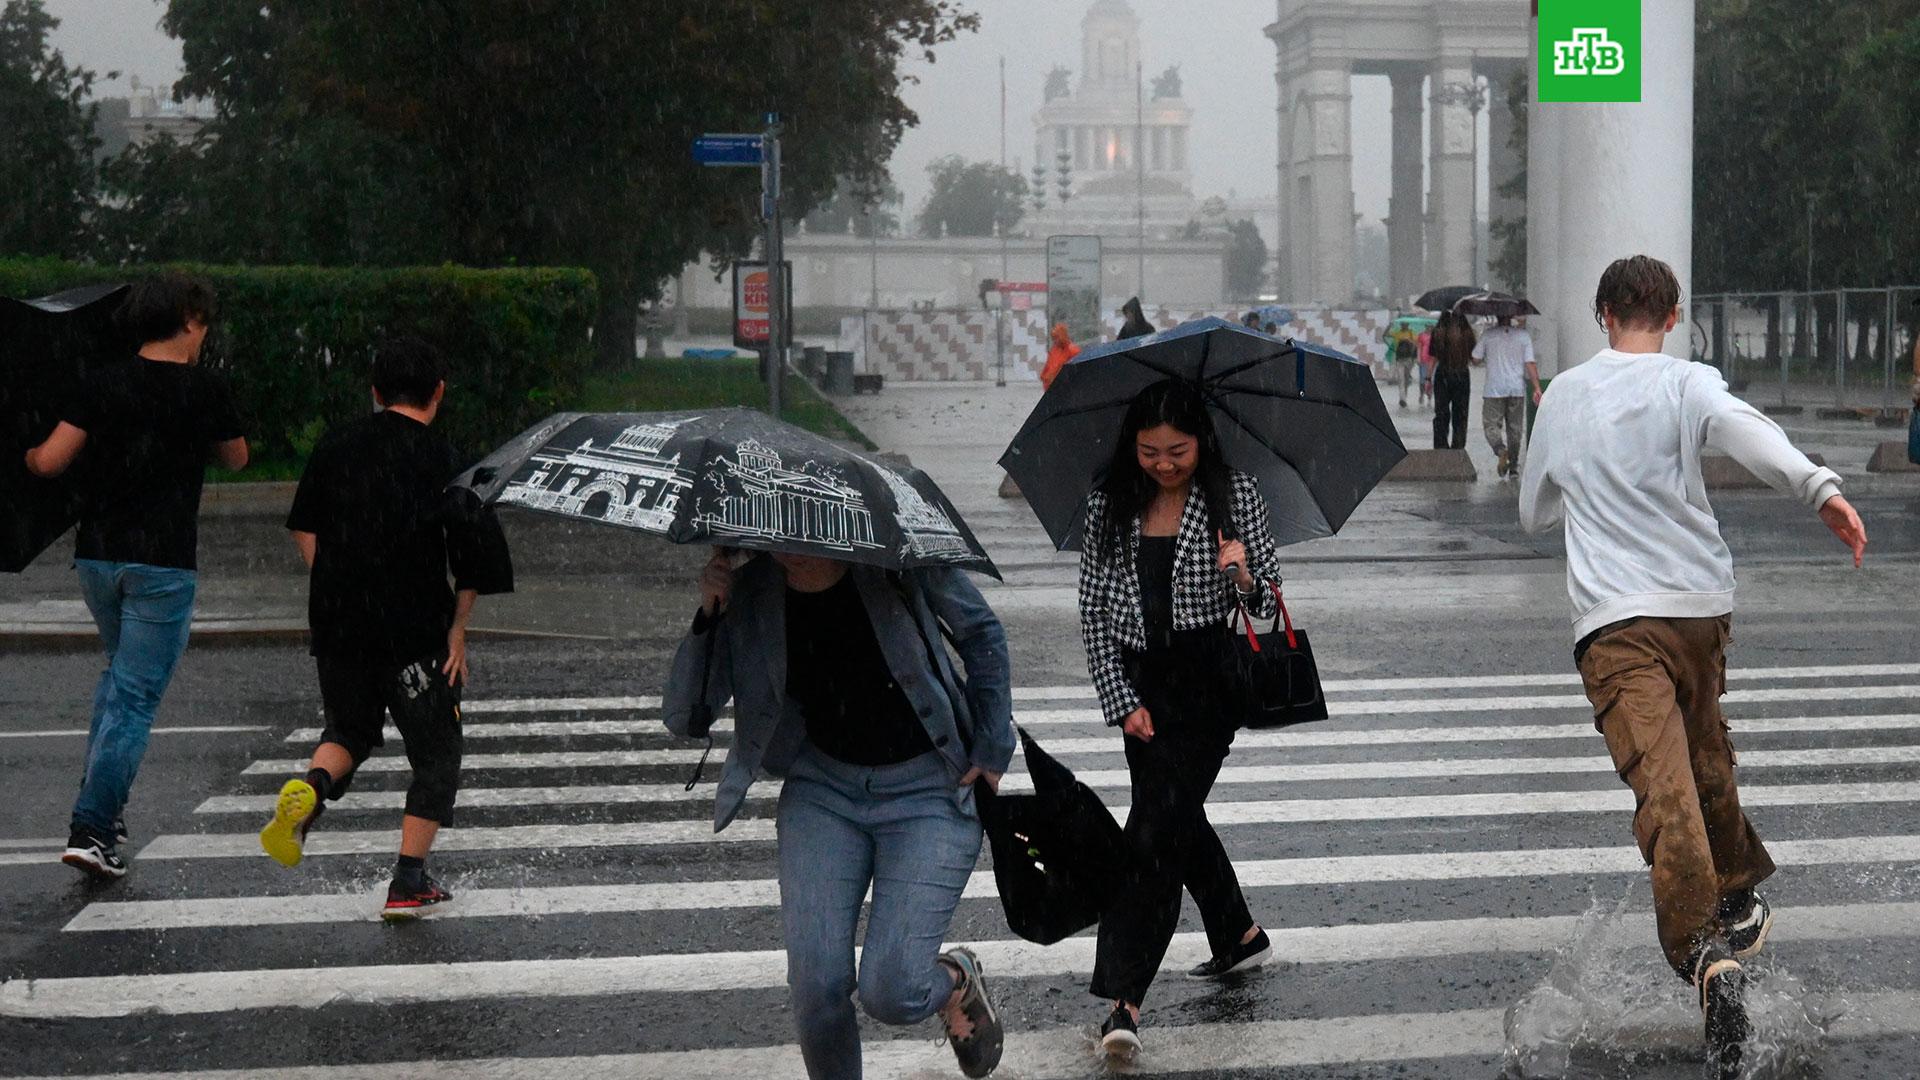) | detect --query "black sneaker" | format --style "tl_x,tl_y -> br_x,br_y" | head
1100,1003 -> 1141,1058
1722,891 -> 1773,960
1695,945 -> 1749,1080
938,947 -> 1003,1078
111,818 -> 129,846
1187,927 -> 1273,980
383,872 -> 452,920
61,829 -> 127,880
